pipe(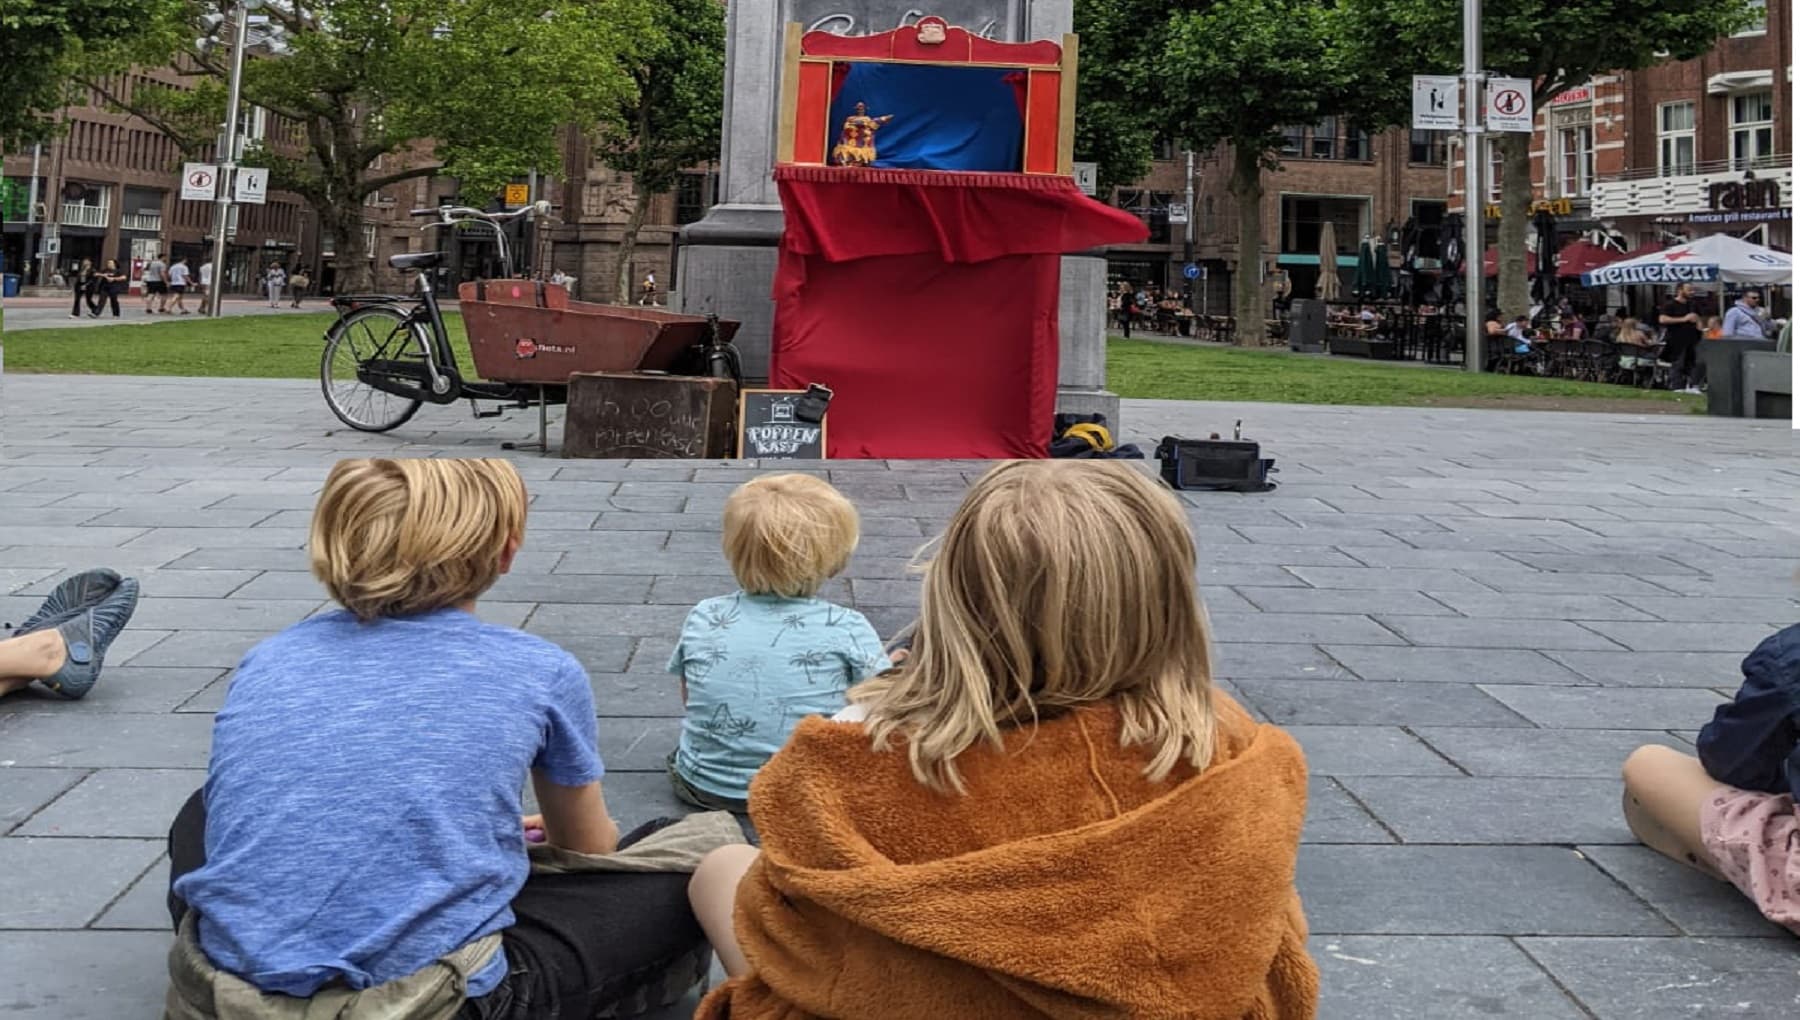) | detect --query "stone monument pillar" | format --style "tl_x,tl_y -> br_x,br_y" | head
679,0 -> 1118,427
